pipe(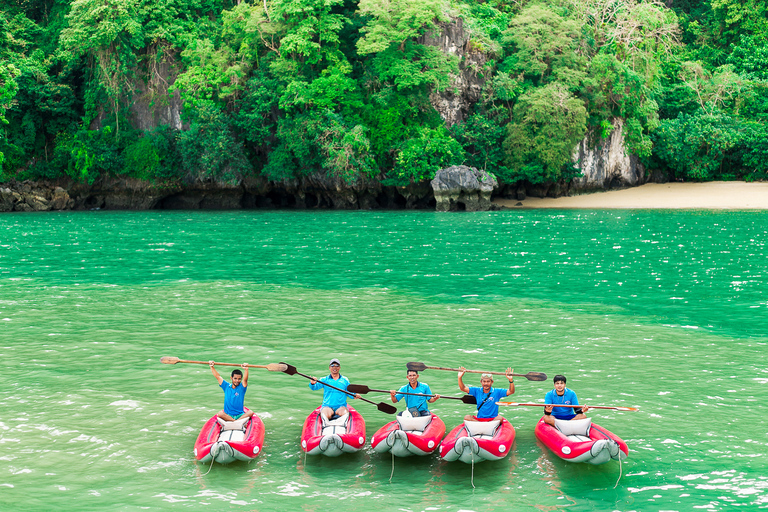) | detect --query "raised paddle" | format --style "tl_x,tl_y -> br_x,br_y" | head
406,362 -> 547,382
346,383 -> 478,405
160,356 -> 287,372
496,402 -> 638,412
279,362 -> 397,415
